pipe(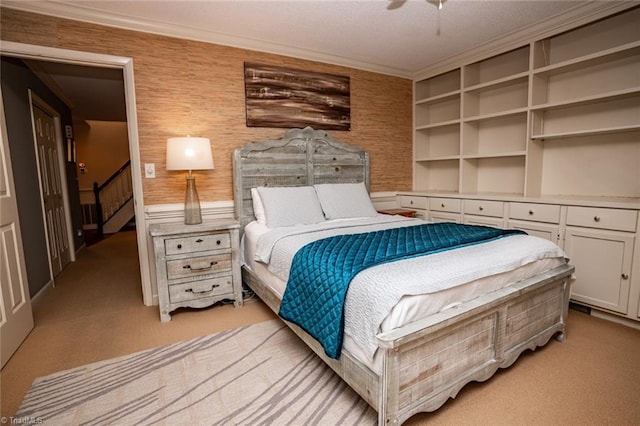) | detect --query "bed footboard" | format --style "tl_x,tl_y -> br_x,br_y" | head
375,264 -> 574,425
242,263 -> 573,426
